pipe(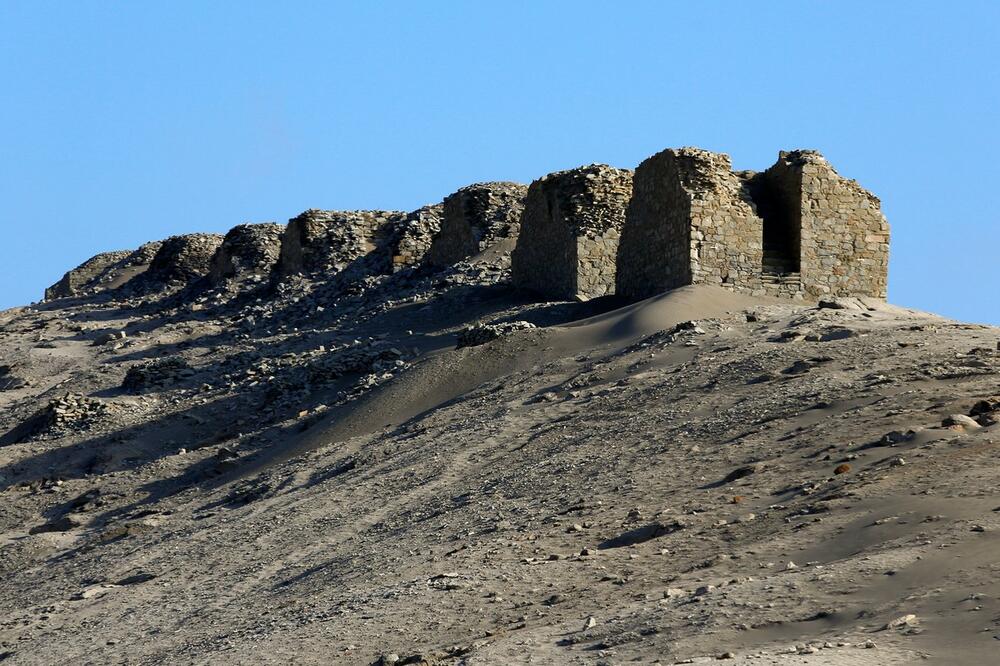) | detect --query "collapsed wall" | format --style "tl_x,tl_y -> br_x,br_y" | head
277,210 -> 407,276
130,234 -> 224,290
512,164 -> 633,301
425,182 -> 528,267
44,241 -> 165,300
45,251 -> 133,300
208,223 -> 285,285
